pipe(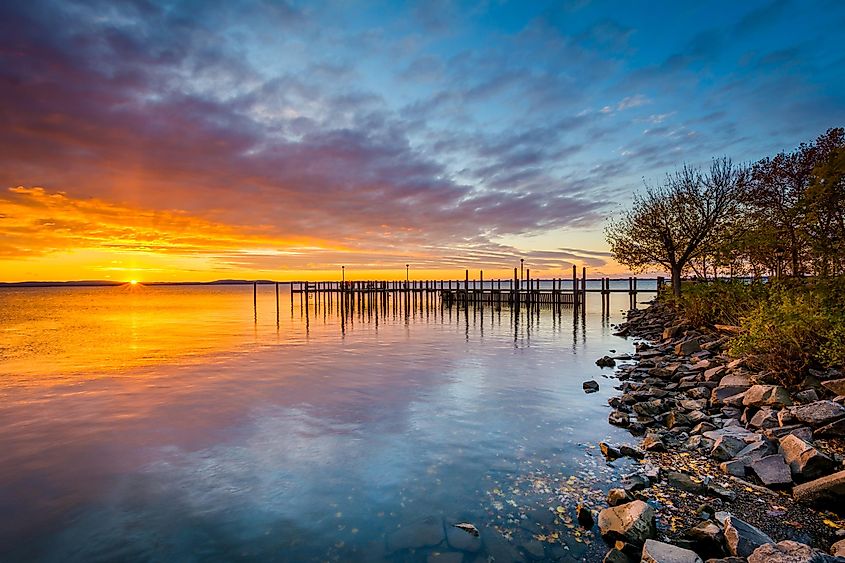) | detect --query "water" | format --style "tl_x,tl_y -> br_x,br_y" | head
0,284 -> 652,562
